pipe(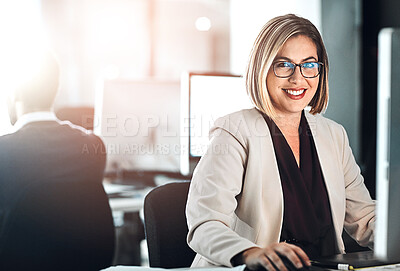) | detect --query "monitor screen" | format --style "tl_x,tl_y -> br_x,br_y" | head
95,80 -> 181,175
375,28 -> 400,262
180,73 -> 253,175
